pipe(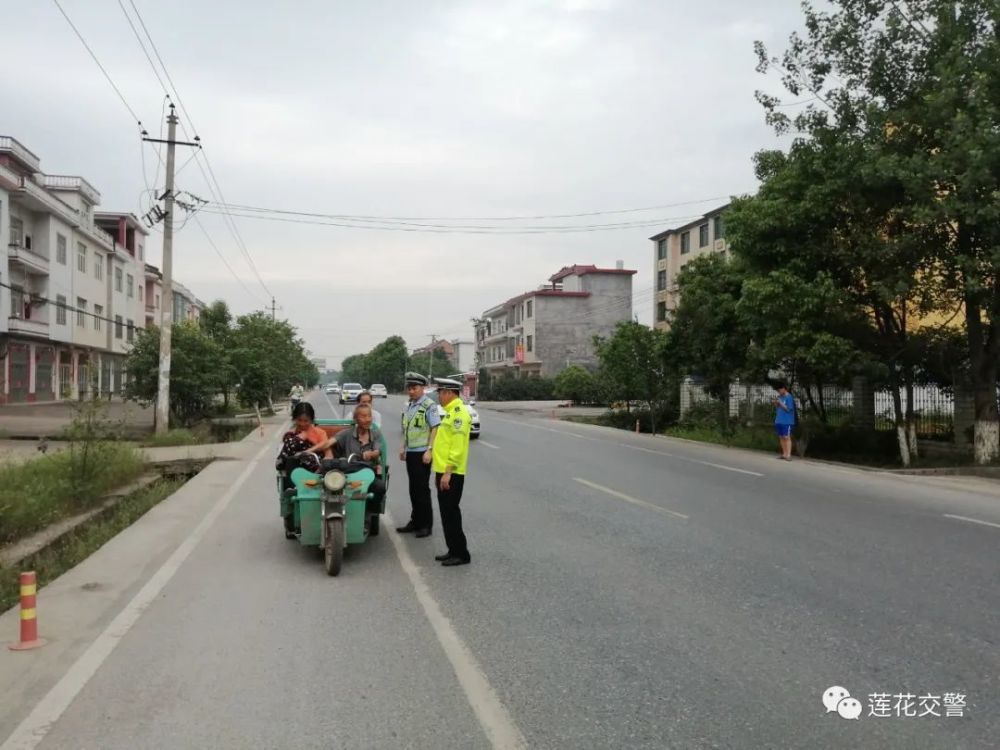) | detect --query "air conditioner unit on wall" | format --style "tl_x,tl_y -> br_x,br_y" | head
714,239 -> 725,251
